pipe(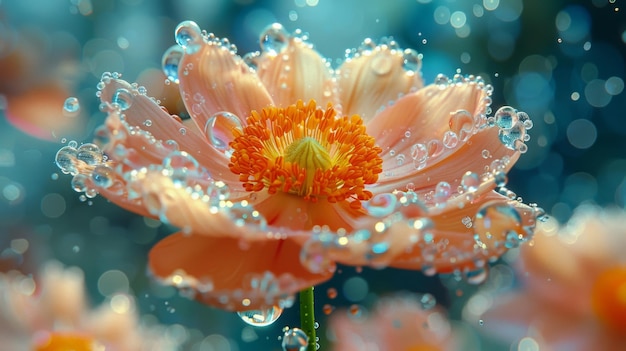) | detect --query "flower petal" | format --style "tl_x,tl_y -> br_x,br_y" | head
367,79 -> 524,201
255,36 -> 336,108
337,44 -> 423,121
389,191 -> 537,274
5,82 -> 85,141
148,232 -> 333,311
177,39 -> 273,139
